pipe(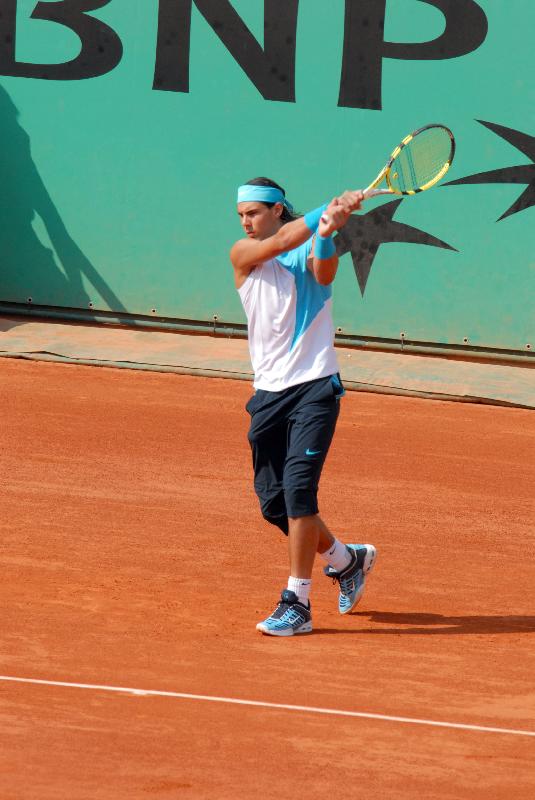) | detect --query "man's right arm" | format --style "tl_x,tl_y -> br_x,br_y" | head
230,216 -> 316,288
